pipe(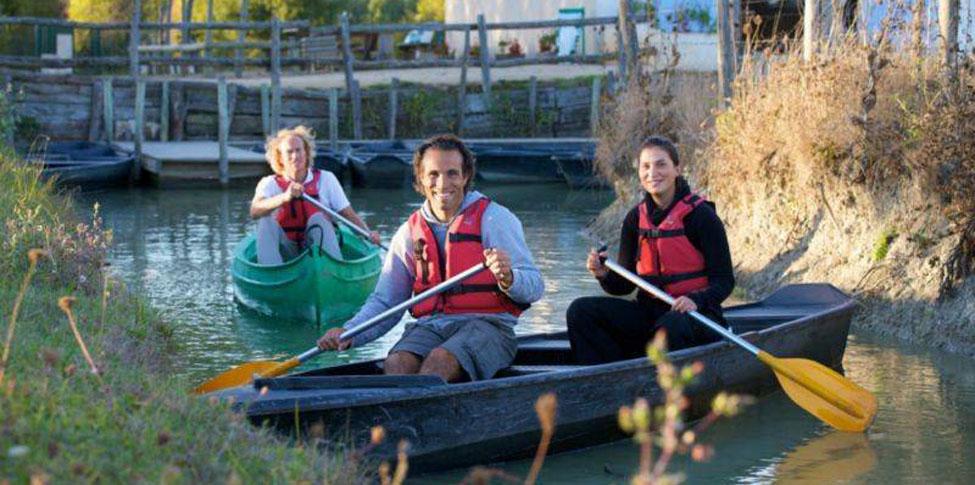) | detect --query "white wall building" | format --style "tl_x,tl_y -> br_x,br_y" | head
444,0 -> 721,72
